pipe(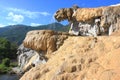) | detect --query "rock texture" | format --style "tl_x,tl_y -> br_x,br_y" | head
17,30 -> 68,73
23,30 -> 68,55
54,5 -> 120,36
17,44 -> 46,74
19,4 -> 120,80
73,7 -> 103,22
54,8 -> 74,22
20,36 -> 120,80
